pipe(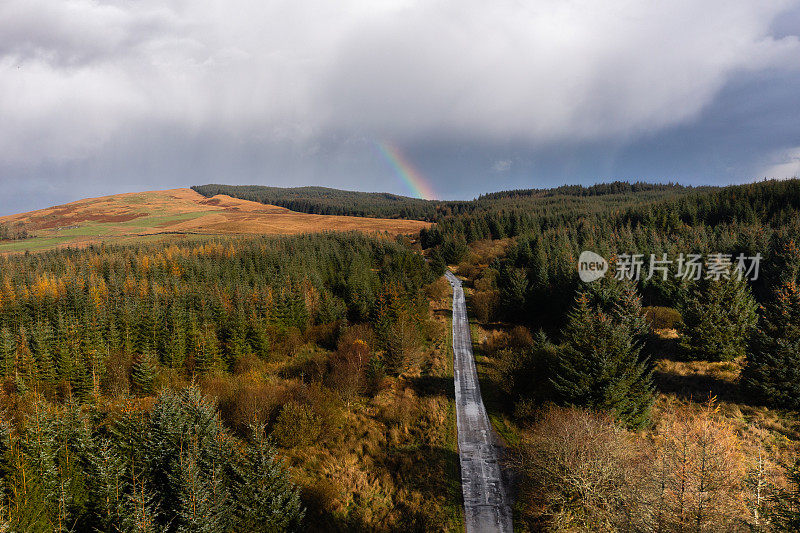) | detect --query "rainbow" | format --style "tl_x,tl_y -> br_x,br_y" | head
376,141 -> 437,200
